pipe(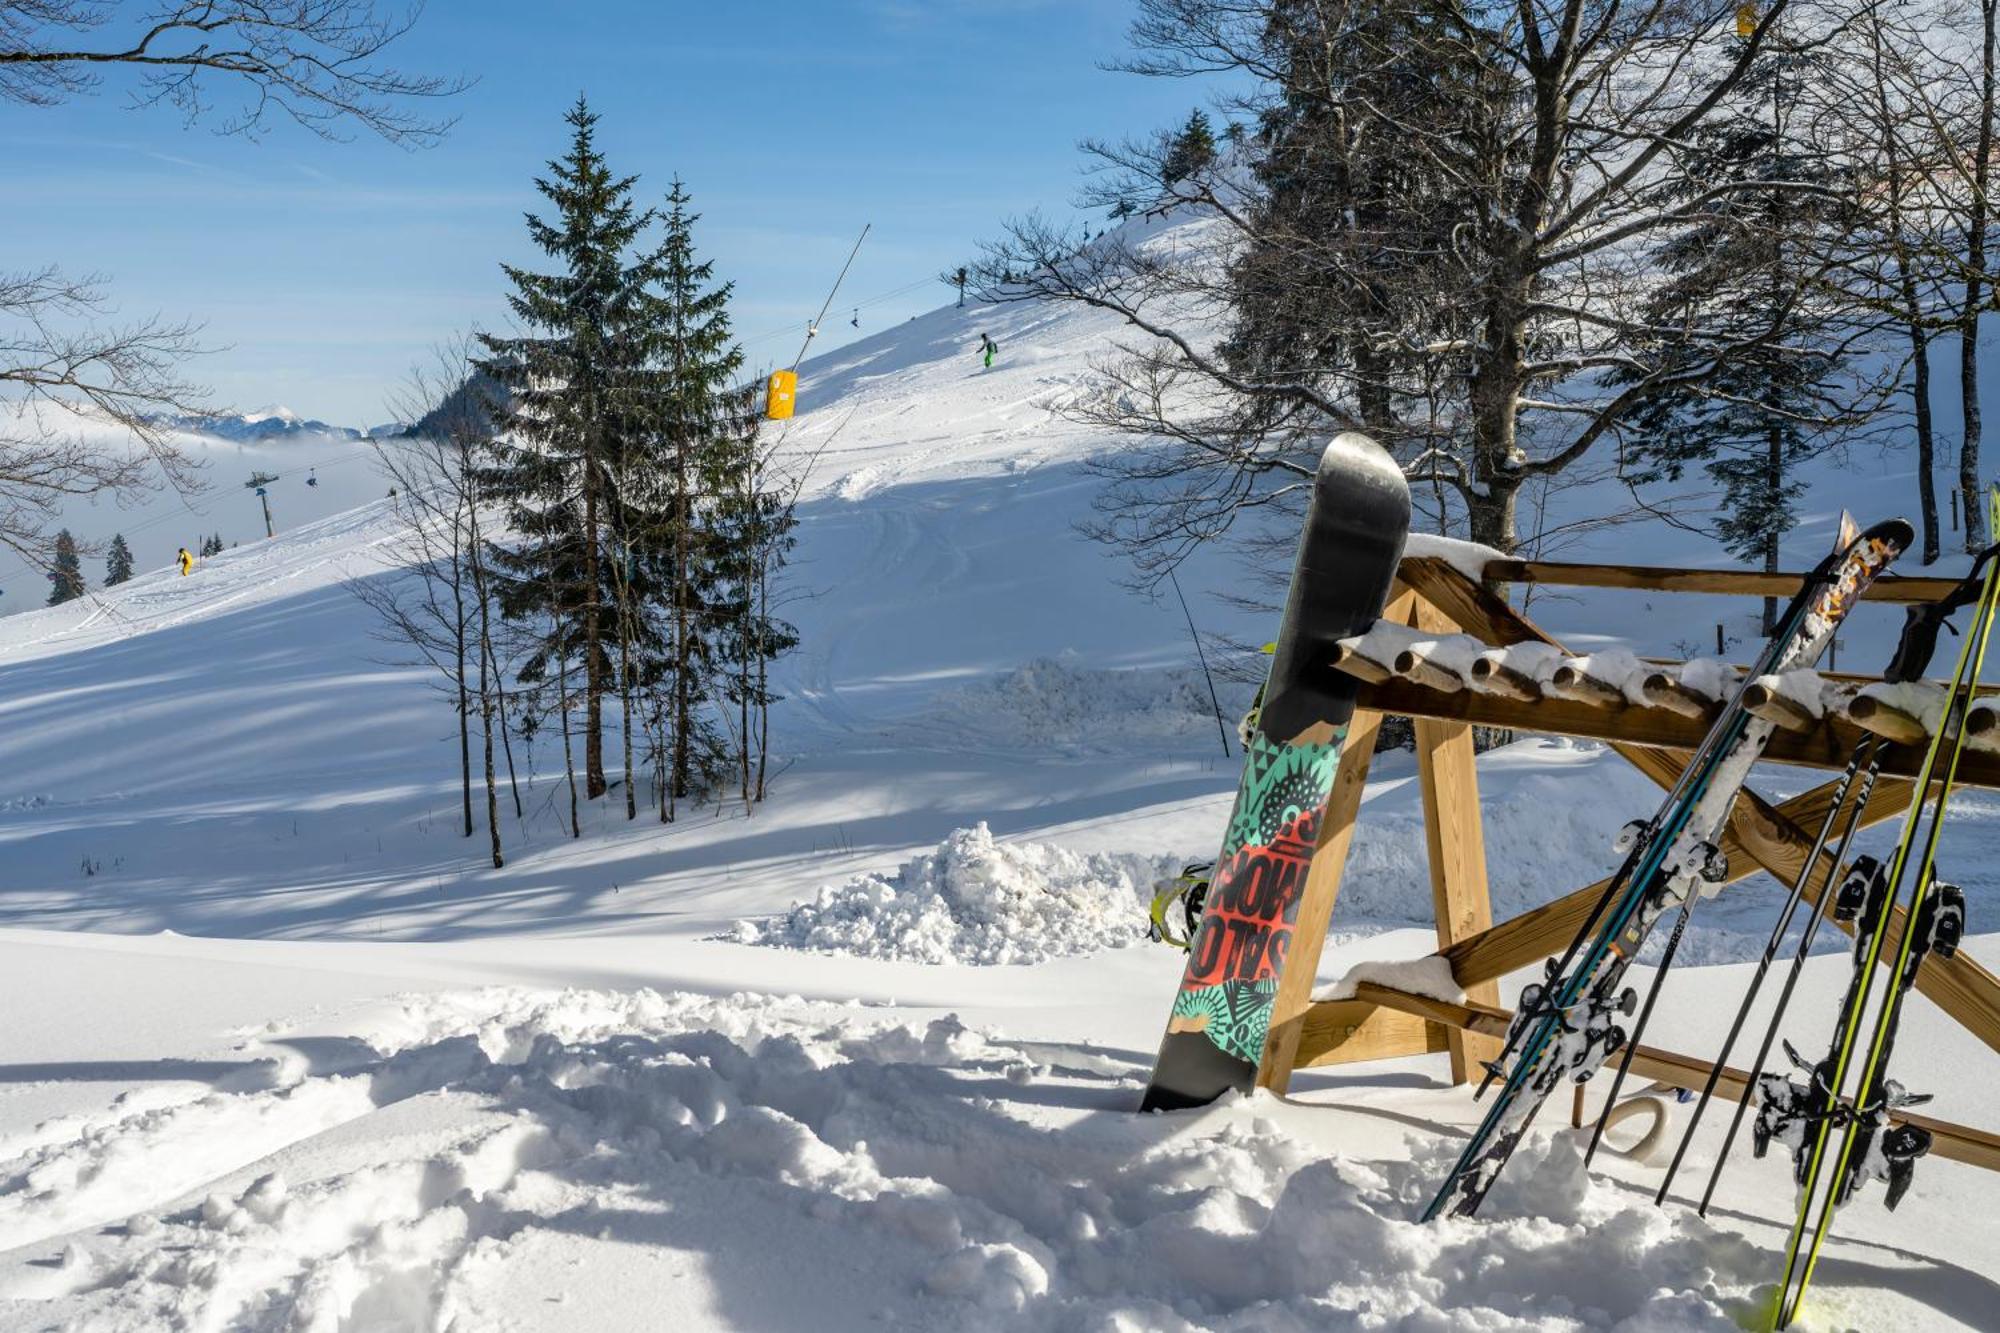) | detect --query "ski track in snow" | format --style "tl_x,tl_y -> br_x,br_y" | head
0,988 -> 1795,1332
